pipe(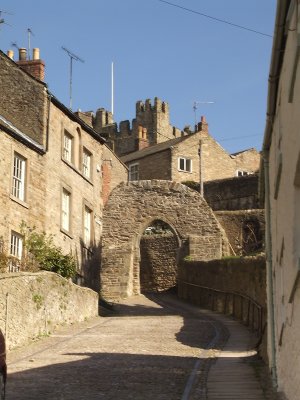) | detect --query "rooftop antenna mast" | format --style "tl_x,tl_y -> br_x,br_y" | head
27,28 -> 35,59
111,61 -> 114,115
11,41 -> 19,50
62,46 -> 84,110
193,101 -> 214,127
0,10 -> 13,30
193,101 -> 214,197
